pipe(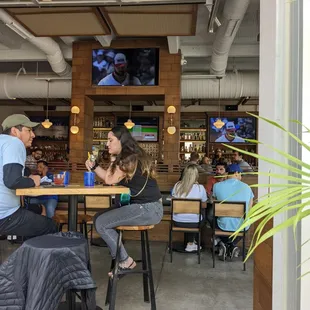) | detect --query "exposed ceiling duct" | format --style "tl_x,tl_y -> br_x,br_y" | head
0,9 -> 71,77
209,0 -> 250,76
181,72 -> 258,99
0,74 -> 71,99
0,72 -> 258,100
